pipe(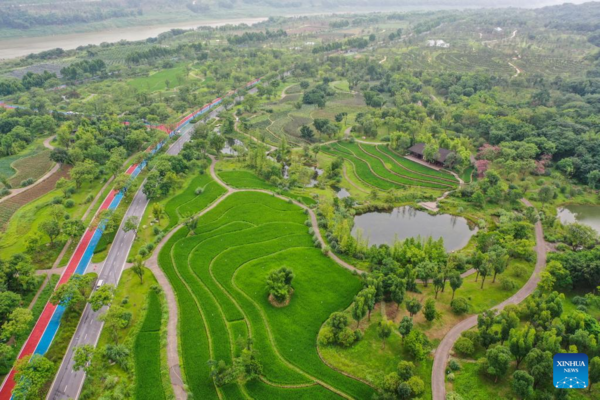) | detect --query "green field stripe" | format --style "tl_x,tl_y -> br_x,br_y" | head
370,145 -> 458,184
334,142 -> 451,189
380,145 -> 457,180
321,147 -> 395,190
329,143 -> 445,190
357,143 -> 456,188
134,291 -> 165,400
158,228 -> 219,400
